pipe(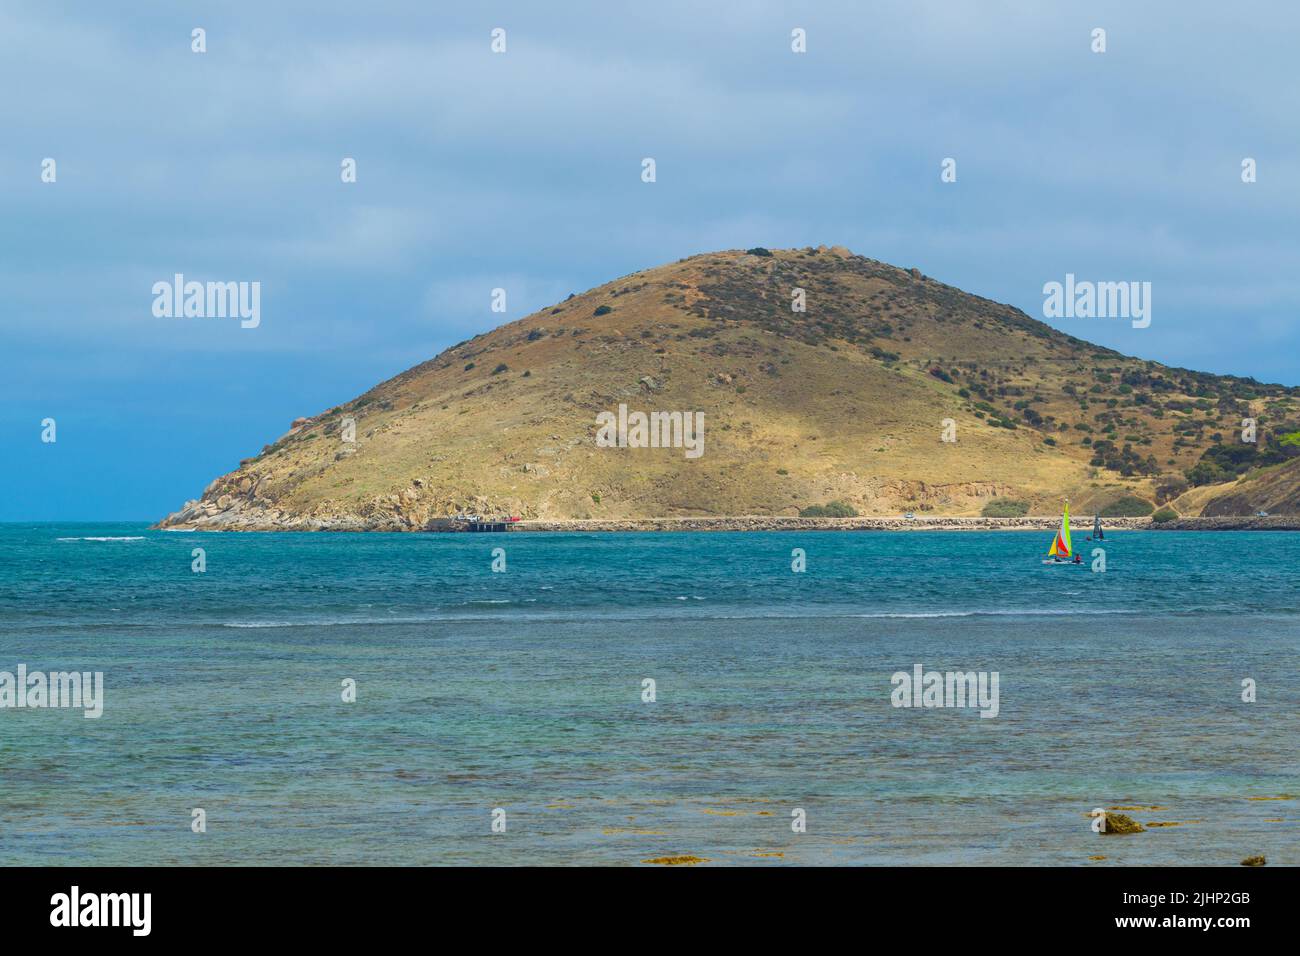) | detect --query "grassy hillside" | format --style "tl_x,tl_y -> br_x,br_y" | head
158,246 -> 1300,529
1200,458 -> 1300,516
